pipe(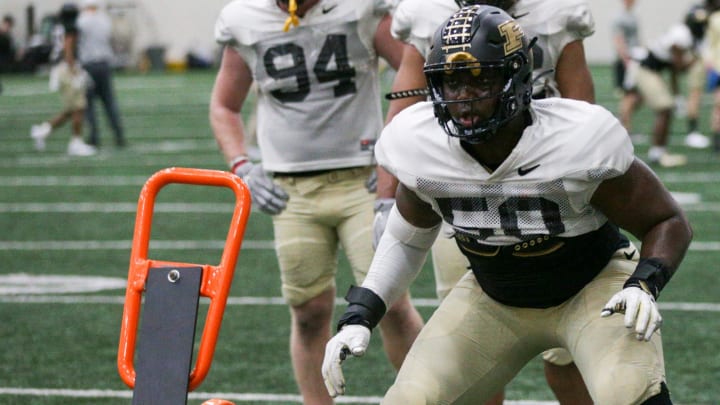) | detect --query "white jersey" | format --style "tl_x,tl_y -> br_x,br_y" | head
215,0 -> 392,172
391,0 -> 457,58
76,10 -> 115,64
646,23 -> 694,63
376,98 -> 633,246
391,0 -> 595,97
708,11 -> 720,70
